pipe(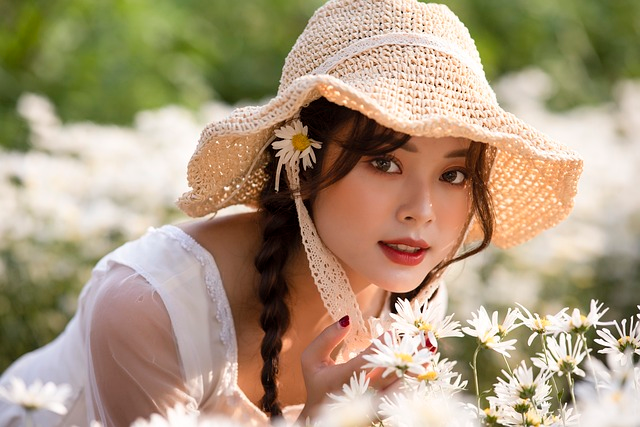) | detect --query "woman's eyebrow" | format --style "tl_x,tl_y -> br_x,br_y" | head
399,141 -> 418,152
445,148 -> 469,158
